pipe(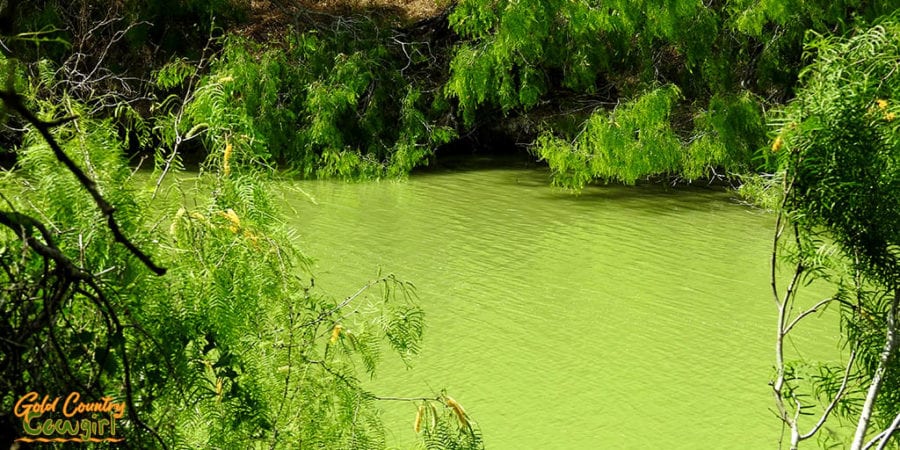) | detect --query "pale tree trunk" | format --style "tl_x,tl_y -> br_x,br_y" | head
851,288 -> 900,450
771,218 -> 855,449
